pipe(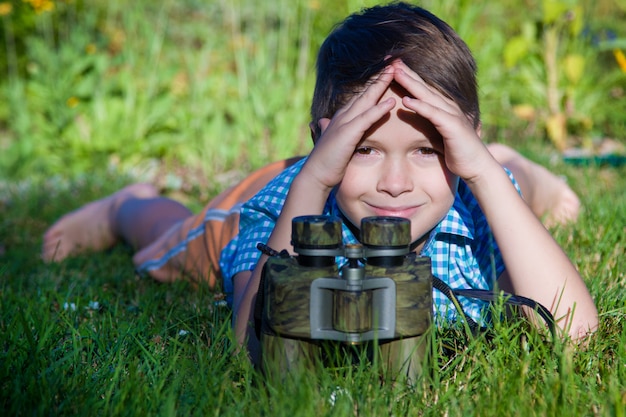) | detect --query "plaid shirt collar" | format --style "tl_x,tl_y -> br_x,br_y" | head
432,191 -> 474,239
